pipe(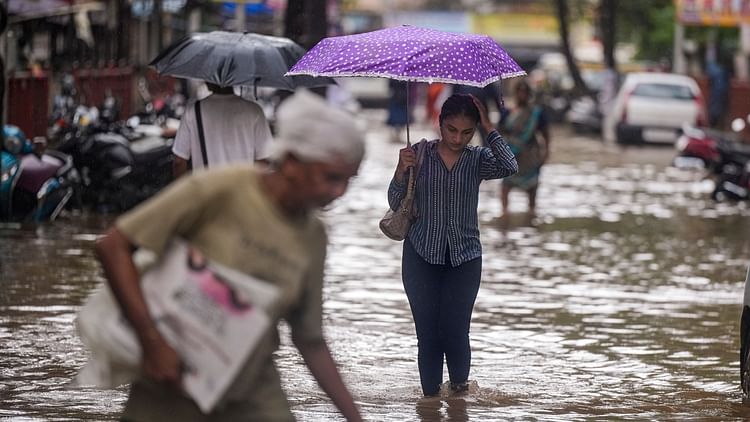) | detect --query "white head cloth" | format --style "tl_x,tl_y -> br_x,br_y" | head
267,89 -> 365,165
